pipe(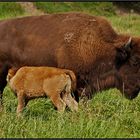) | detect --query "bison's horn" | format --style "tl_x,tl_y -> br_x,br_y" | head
124,37 -> 132,49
